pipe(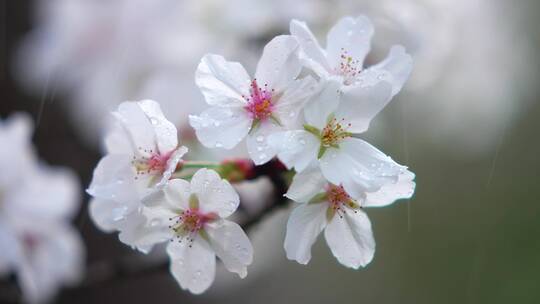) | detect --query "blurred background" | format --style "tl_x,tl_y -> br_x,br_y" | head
2,0 -> 540,303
